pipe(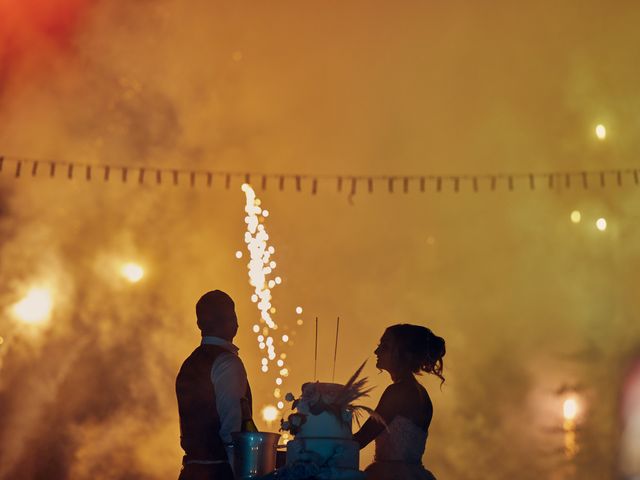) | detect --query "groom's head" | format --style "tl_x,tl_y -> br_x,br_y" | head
196,290 -> 238,341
